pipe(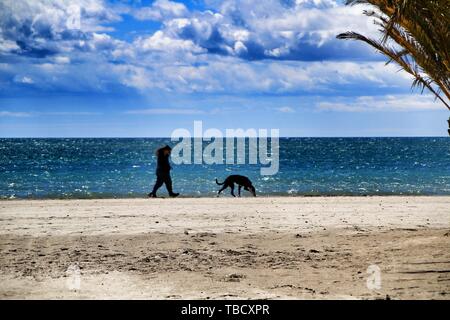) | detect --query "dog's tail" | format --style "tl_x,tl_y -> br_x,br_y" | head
215,178 -> 224,185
